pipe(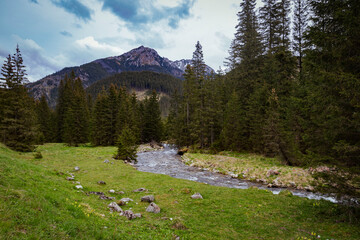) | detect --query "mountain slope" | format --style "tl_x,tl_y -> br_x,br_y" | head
27,46 -> 214,107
